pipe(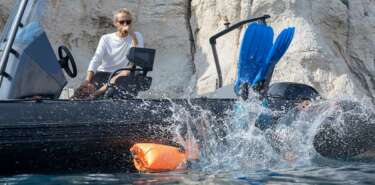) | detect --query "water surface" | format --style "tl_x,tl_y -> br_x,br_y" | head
1,164 -> 375,185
